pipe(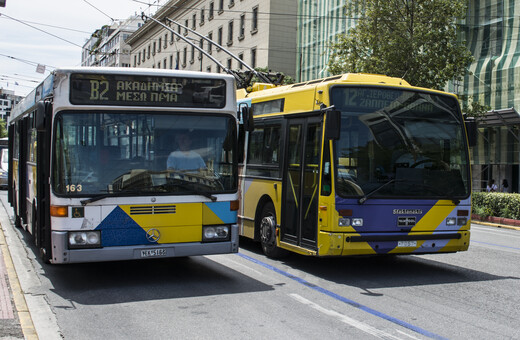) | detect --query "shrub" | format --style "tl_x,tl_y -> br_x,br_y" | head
472,192 -> 520,220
